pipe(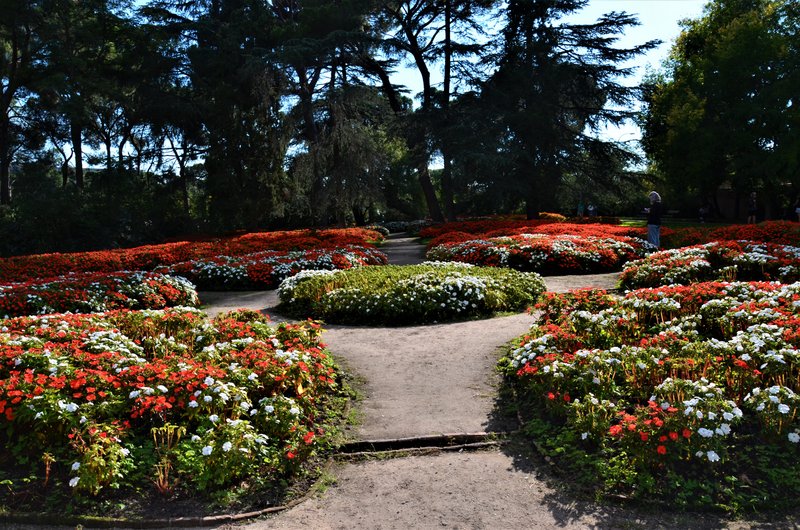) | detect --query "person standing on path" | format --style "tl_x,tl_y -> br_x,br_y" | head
644,191 -> 662,248
747,191 -> 758,224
